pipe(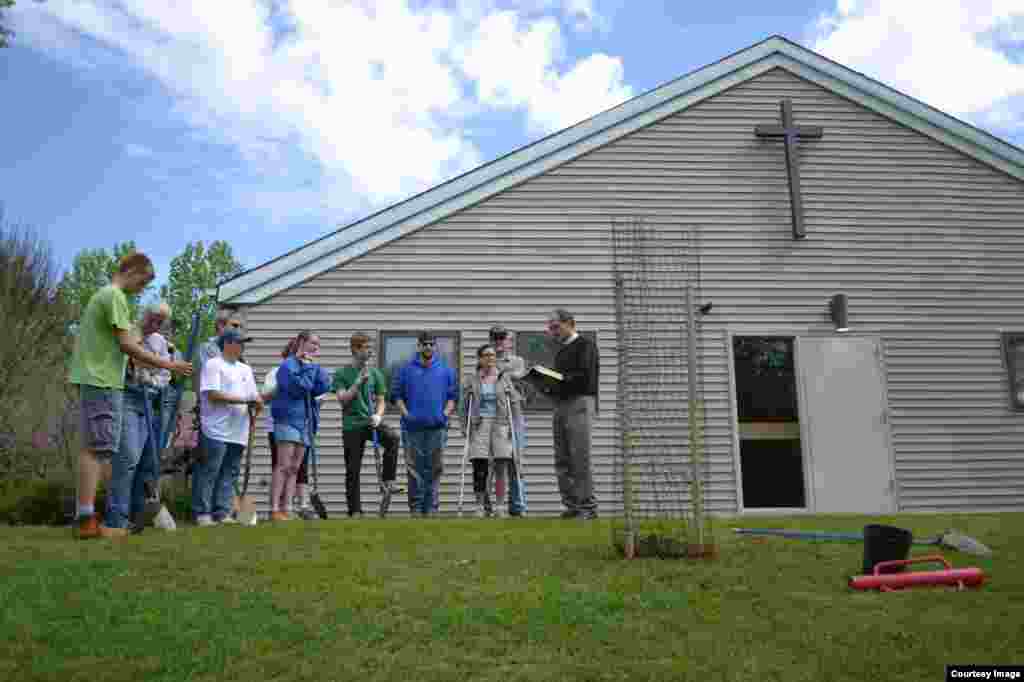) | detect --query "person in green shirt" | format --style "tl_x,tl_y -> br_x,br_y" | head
332,332 -> 403,517
68,252 -> 194,539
